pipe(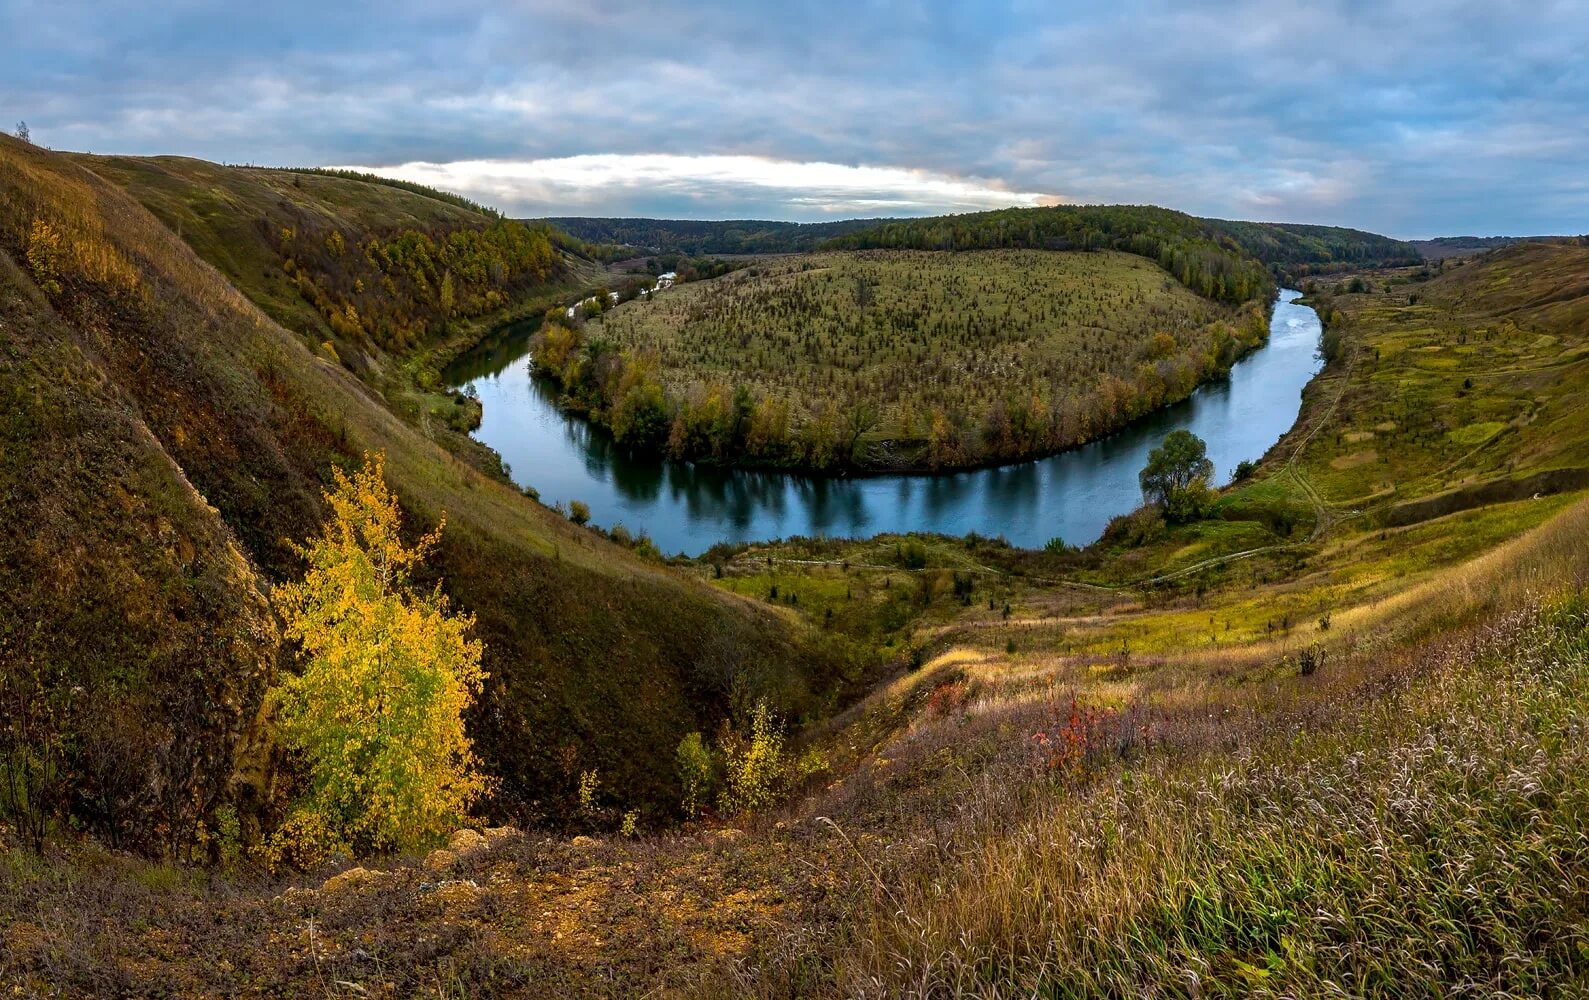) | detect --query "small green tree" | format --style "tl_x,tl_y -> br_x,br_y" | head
718,701 -> 785,815
1139,429 -> 1214,522
269,454 -> 490,856
675,731 -> 715,817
